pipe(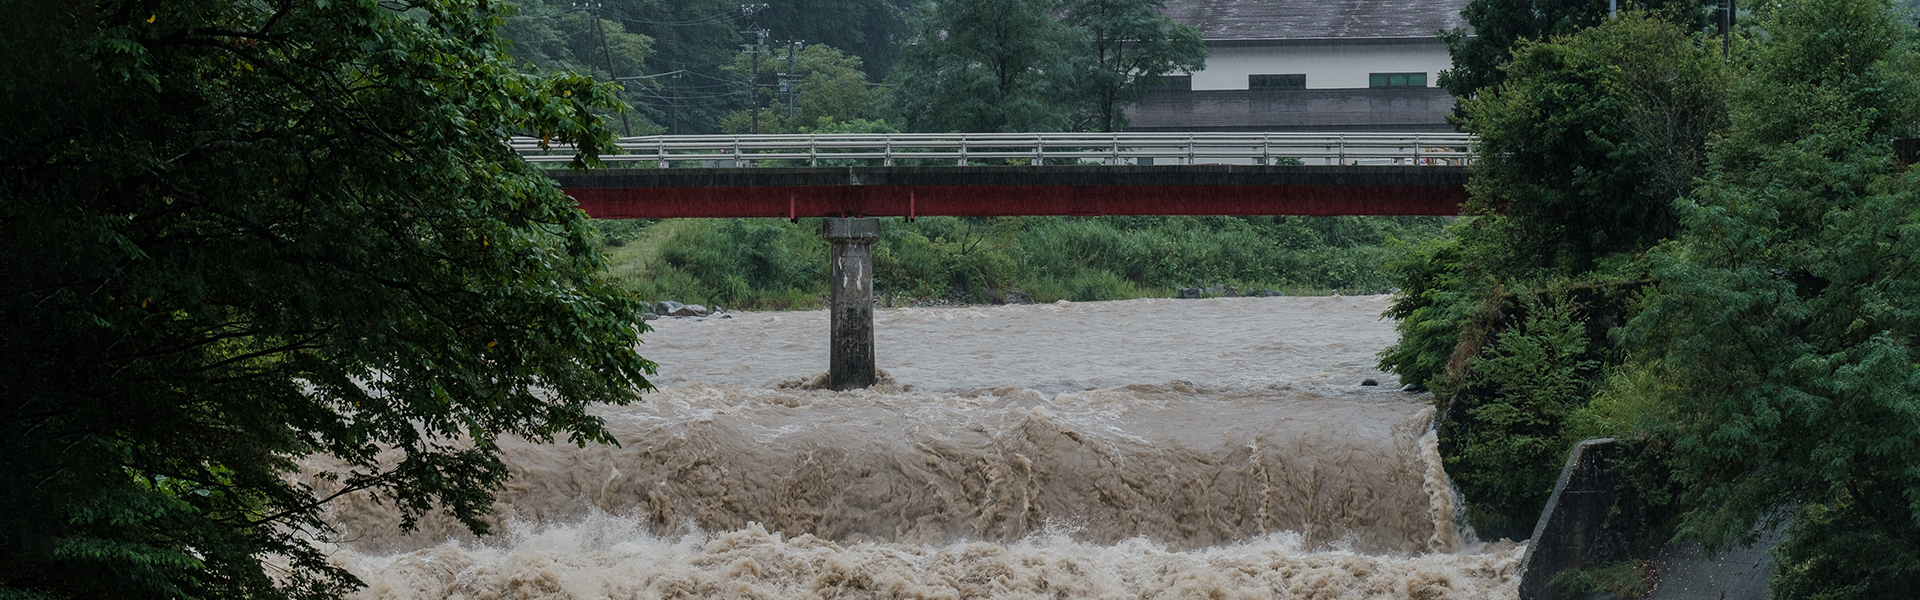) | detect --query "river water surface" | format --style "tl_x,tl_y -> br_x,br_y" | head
320,295 -> 1524,599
